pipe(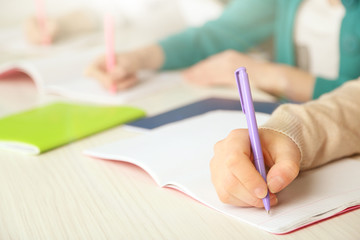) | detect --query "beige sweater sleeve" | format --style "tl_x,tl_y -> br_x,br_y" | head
260,78 -> 360,170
